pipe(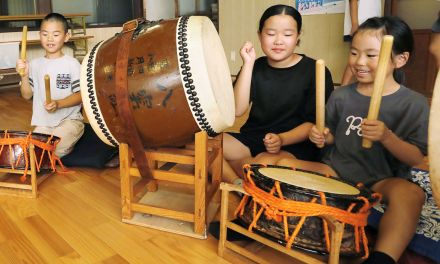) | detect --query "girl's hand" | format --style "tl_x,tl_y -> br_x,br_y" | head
263,133 -> 282,154
16,59 -> 29,77
309,125 -> 329,146
240,41 -> 256,64
361,119 -> 391,142
44,100 -> 58,113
